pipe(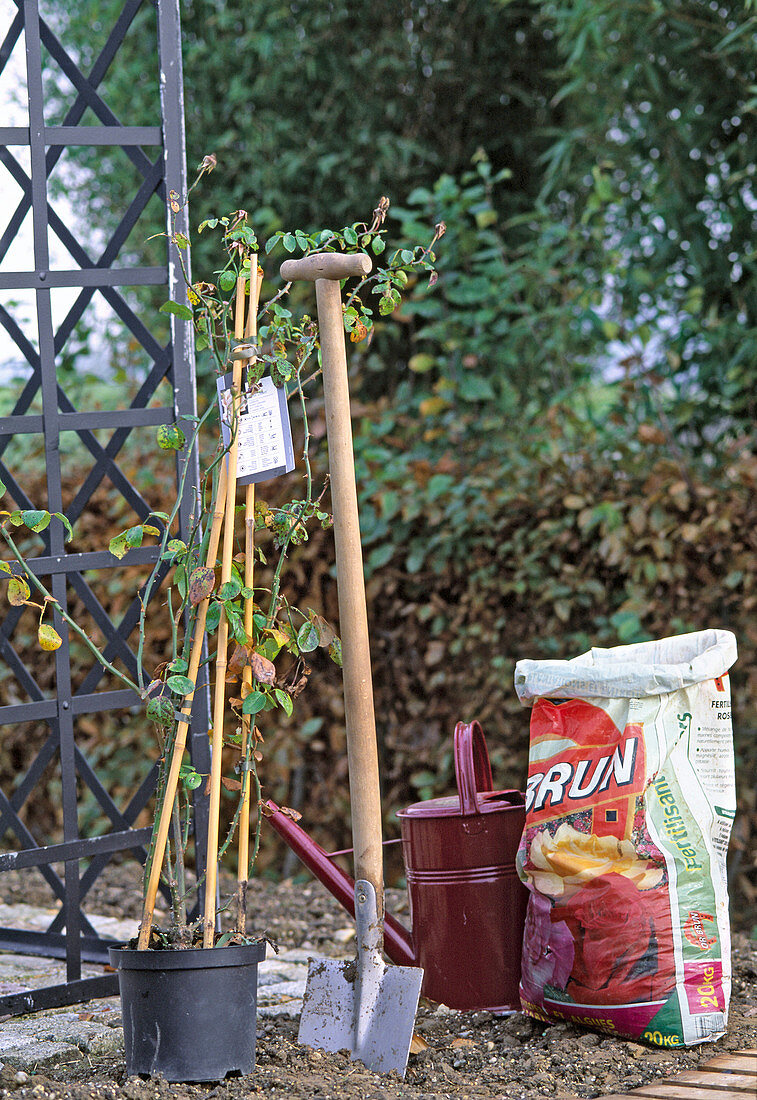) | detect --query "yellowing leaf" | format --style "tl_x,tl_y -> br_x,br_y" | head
251,652 -> 276,684
109,533 -> 129,559
157,423 -> 186,450
310,614 -> 336,648
38,624 -> 62,651
188,566 -> 216,606
7,576 -> 30,605
419,396 -> 448,417
408,353 -> 435,373
409,1034 -> 428,1054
